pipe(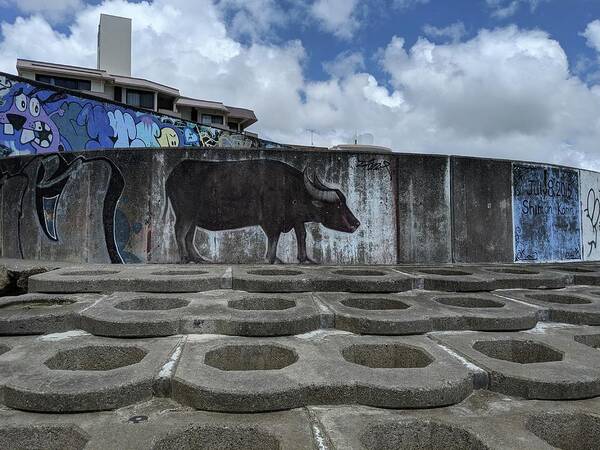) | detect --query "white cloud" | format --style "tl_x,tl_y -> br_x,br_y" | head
423,22 -> 466,43
2,1 -> 600,170
0,0 -> 83,23
393,0 -> 429,9
310,0 -> 359,39
486,0 -> 548,19
583,19 -> 600,53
